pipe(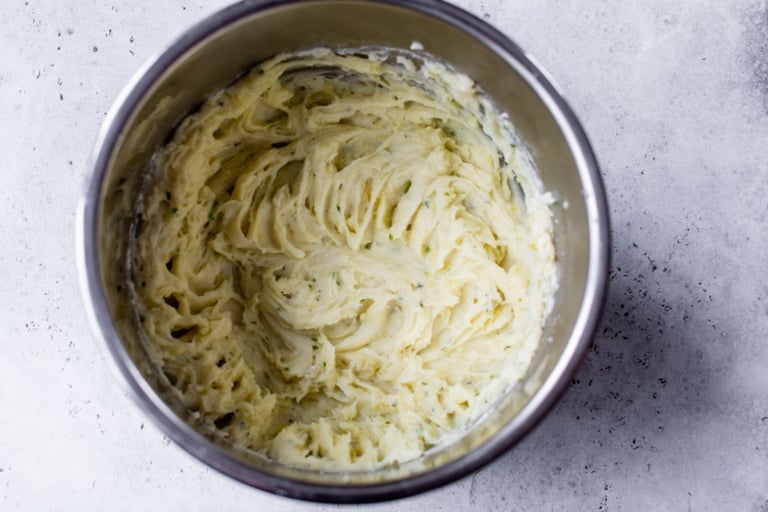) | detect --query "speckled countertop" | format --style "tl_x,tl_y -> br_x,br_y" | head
1,0 -> 767,510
